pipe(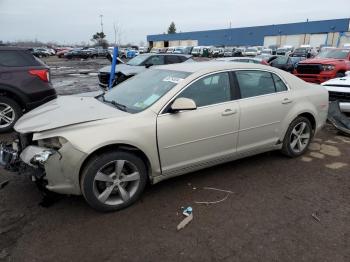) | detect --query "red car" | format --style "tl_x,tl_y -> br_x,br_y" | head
56,48 -> 72,58
294,48 -> 350,83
